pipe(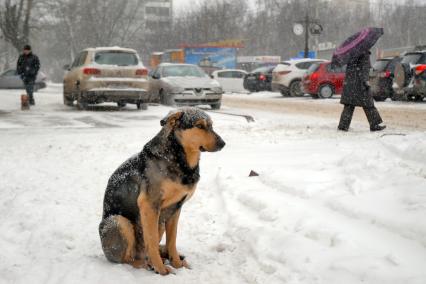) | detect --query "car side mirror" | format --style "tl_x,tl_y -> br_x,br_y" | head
210,74 -> 214,79
63,64 -> 71,71
152,74 -> 160,80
